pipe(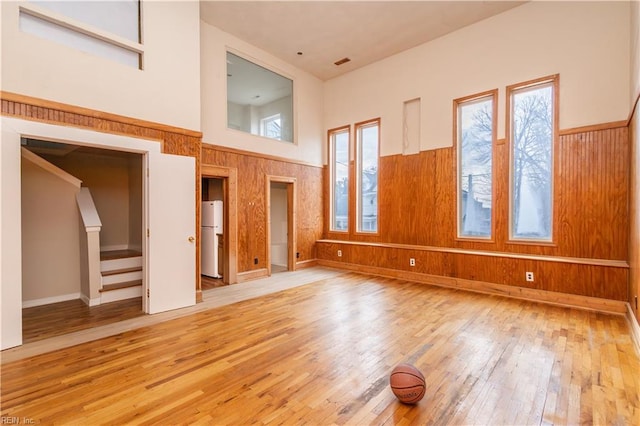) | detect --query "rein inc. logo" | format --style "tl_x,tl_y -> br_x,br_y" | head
1,417 -> 35,424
